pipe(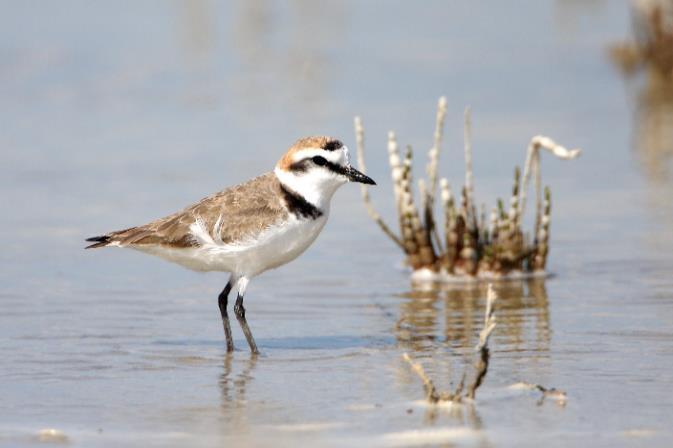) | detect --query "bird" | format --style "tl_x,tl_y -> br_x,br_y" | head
85,136 -> 376,354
